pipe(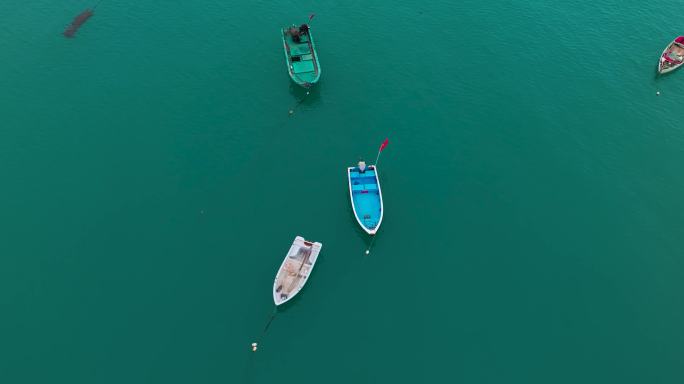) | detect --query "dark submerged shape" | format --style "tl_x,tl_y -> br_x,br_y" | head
63,9 -> 94,38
